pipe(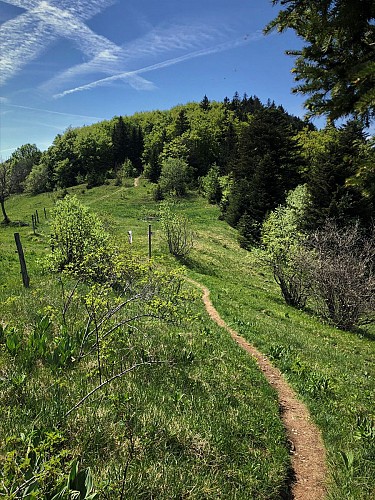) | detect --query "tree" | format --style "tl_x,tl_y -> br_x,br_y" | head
0,162 -> 11,224
297,121 -> 373,229
223,106 -> 304,243
24,162 -> 50,195
262,185 -> 311,308
200,94 -> 210,111
200,164 -> 222,204
158,157 -> 192,197
8,143 -> 41,194
266,0 -> 375,124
